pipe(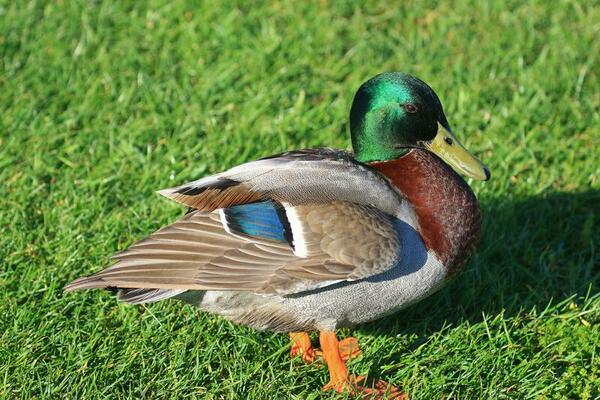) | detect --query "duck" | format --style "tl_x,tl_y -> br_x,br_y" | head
66,72 -> 490,399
